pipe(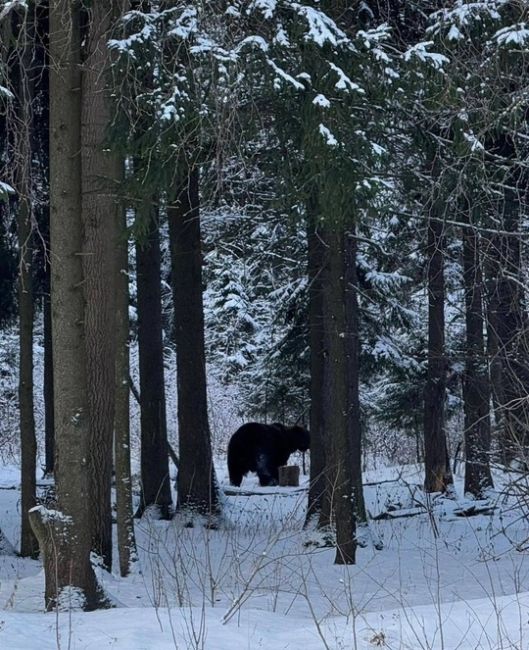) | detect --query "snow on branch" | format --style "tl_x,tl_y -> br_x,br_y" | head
267,59 -> 305,91
494,23 -> 529,47
293,4 -> 347,48
319,124 -> 338,147
0,181 -> 15,202
430,1 -> 505,29
108,14 -> 157,58
327,61 -> 365,94
167,6 -> 198,40
0,84 -> 13,100
403,42 -> 449,70
248,0 -> 277,19
0,0 -> 27,21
